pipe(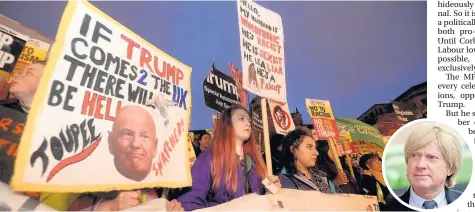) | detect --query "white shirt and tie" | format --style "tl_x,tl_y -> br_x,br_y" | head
409,187 -> 447,209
